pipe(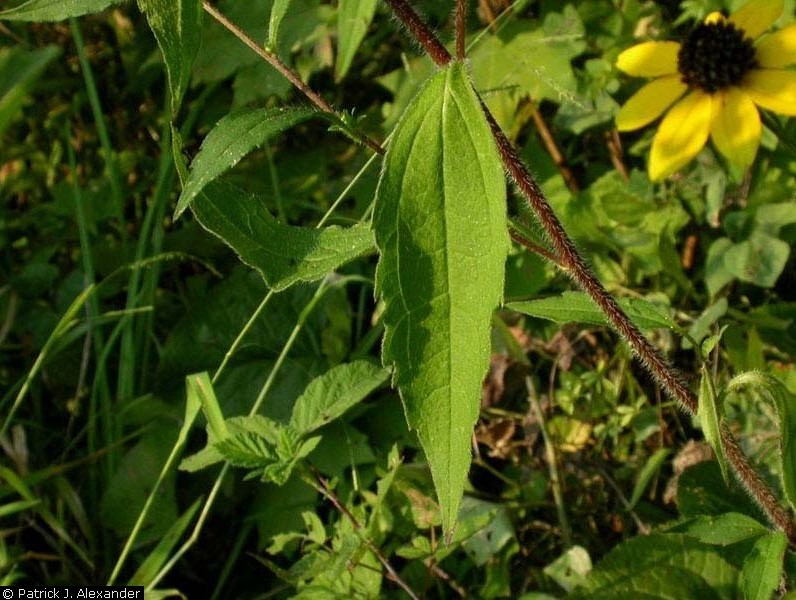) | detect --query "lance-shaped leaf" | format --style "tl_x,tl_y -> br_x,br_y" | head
192,180 -> 375,291
697,365 -> 728,483
373,63 -> 509,534
0,0 -> 121,20
137,0 -> 202,116
175,106 -> 321,218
